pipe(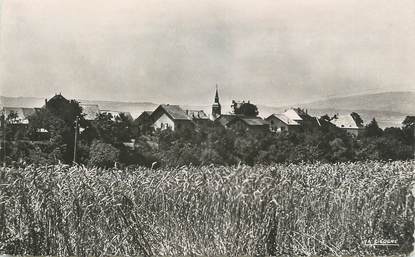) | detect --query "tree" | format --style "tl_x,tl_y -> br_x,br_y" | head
329,138 -> 349,161
27,96 -> 85,163
364,118 -> 383,138
351,112 -> 364,127
92,113 -> 136,146
1,111 -> 26,141
402,116 -> 415,129
88,140 -> 120,168
231,101 -> 259,117
234,131 -> 260,165
356,137 -> 412,161
320,114 -> 331,122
